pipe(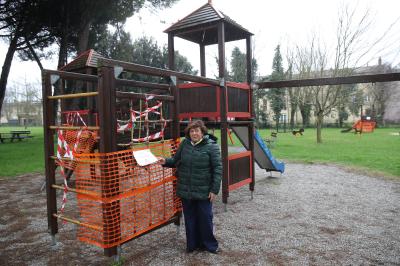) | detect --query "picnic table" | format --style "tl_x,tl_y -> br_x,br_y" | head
0,130 -> 34,143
